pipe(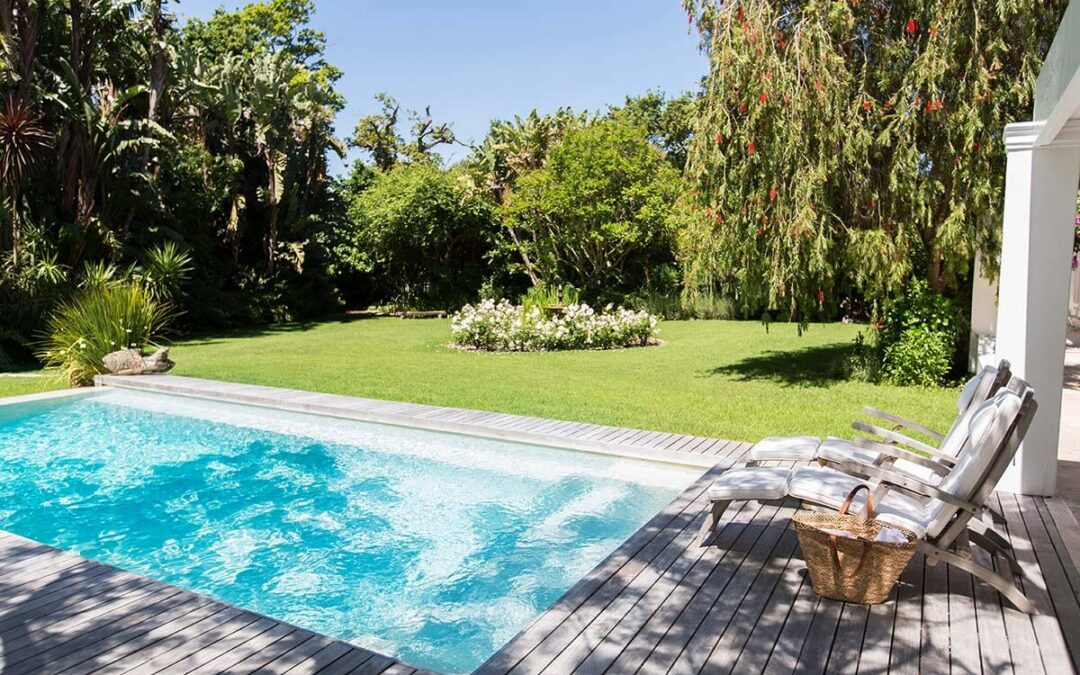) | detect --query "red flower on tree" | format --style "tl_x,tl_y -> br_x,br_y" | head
747,142 -> 757,155
906,19 -> 919,35
759,91 -> 769,103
